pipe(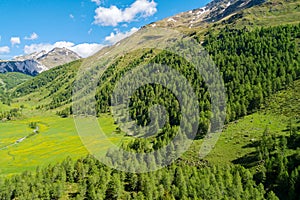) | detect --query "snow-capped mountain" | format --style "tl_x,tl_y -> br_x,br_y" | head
1,48 -> 81,76
15,47 -> 81,70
